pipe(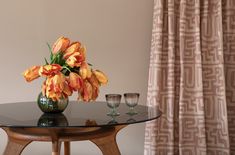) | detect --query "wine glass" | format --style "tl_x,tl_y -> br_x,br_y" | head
124,93 -> 139,115
105,94 -> 121,116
